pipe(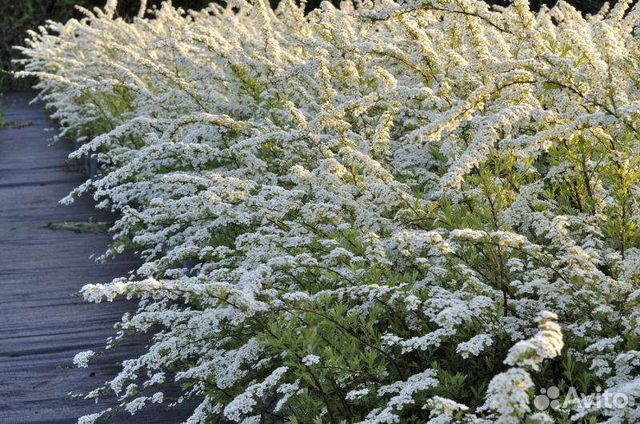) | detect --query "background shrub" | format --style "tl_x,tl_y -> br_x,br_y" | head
0,0 -> 629,91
